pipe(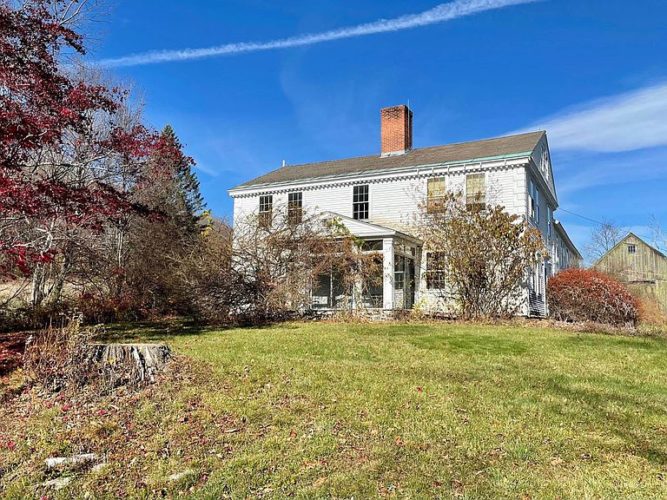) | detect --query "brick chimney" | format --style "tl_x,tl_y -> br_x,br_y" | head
381,105 -> 413,156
